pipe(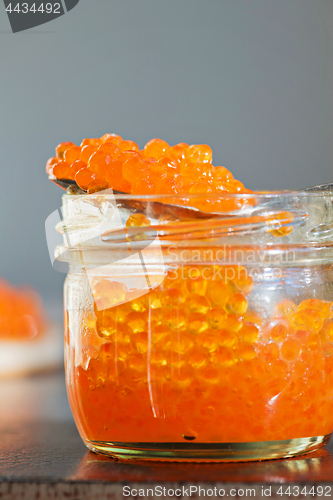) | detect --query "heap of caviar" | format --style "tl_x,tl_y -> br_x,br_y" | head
47,134 -> 251,198
0,279 -> 46,341
69,266 -> 333,444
